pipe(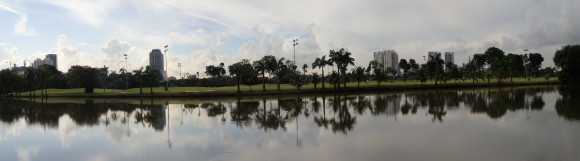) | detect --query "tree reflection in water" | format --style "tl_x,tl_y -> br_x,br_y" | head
556,86 -> 580,121
1,86 -> 577,138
